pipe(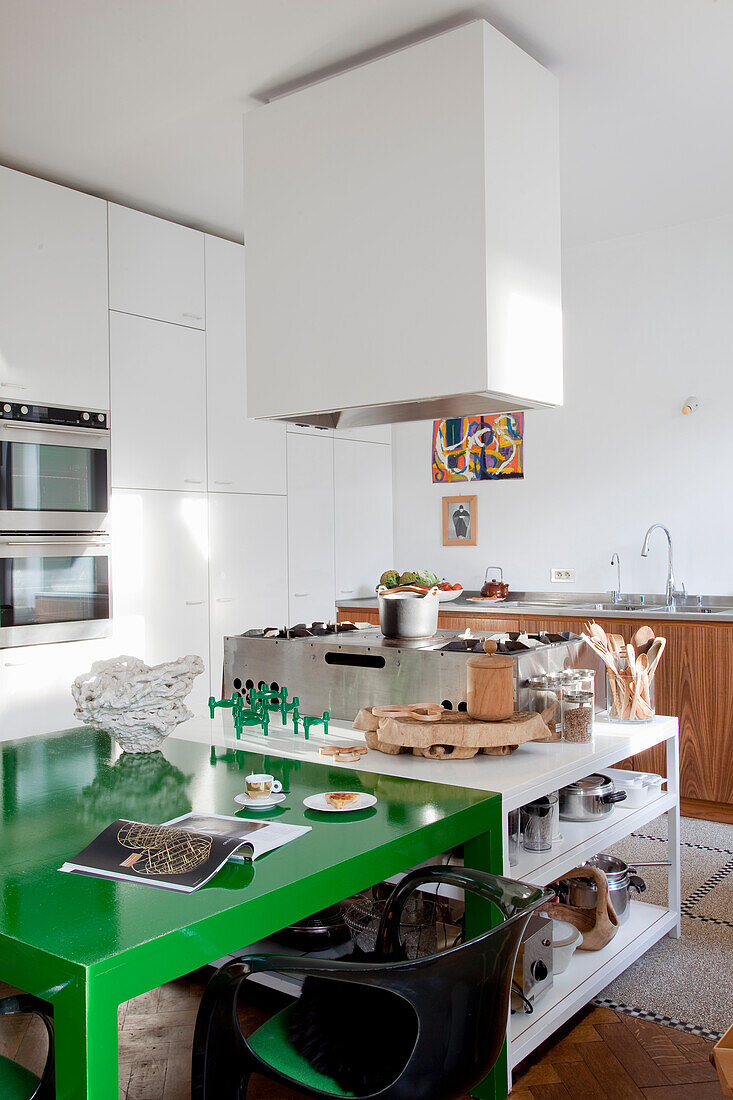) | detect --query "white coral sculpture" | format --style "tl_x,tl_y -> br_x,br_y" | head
72,654 -> 205,753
